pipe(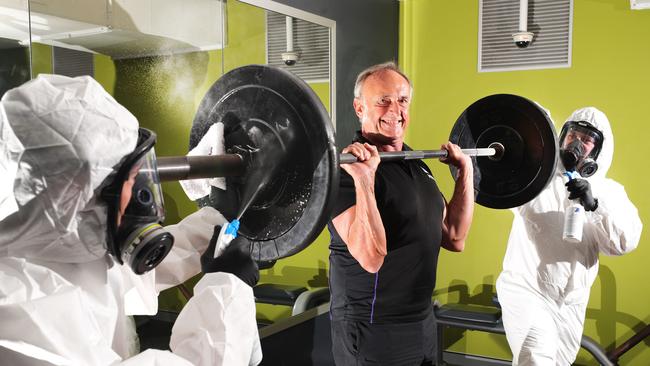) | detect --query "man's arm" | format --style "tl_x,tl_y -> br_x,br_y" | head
332,142 -> 387,273
439,142 -> 474,252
